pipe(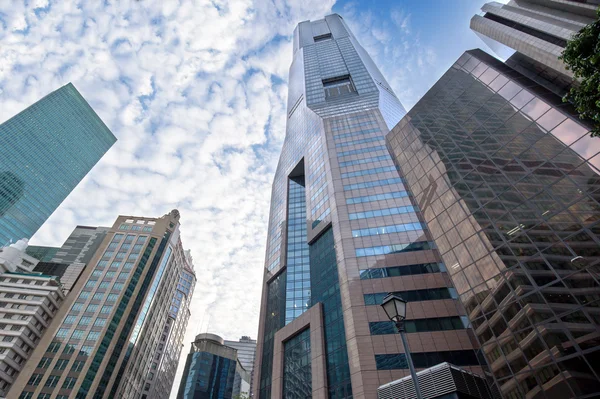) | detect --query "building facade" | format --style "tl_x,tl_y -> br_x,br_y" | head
29,226 -> 110,293
9,210 -> 194,399
387,49 -> 600,399
0,241 -> 66,398
141,247 -> 196,399
253,14 -> 481,399
0,83 -> 116,246
470,0 -> 597,96
177,333 -> 248,399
